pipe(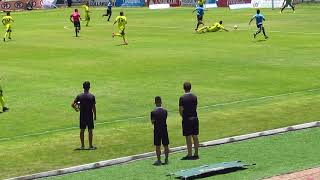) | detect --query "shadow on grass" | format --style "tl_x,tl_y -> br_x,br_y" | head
175,167 -> 248,180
